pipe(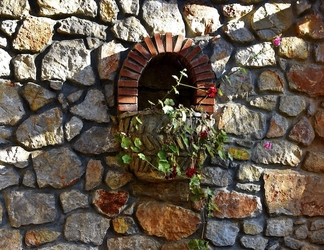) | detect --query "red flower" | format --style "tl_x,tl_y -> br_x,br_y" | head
165,166 -> 177,180
207,86 -> 217,98
186,166 -> 197,178
200,130 -> 208,139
